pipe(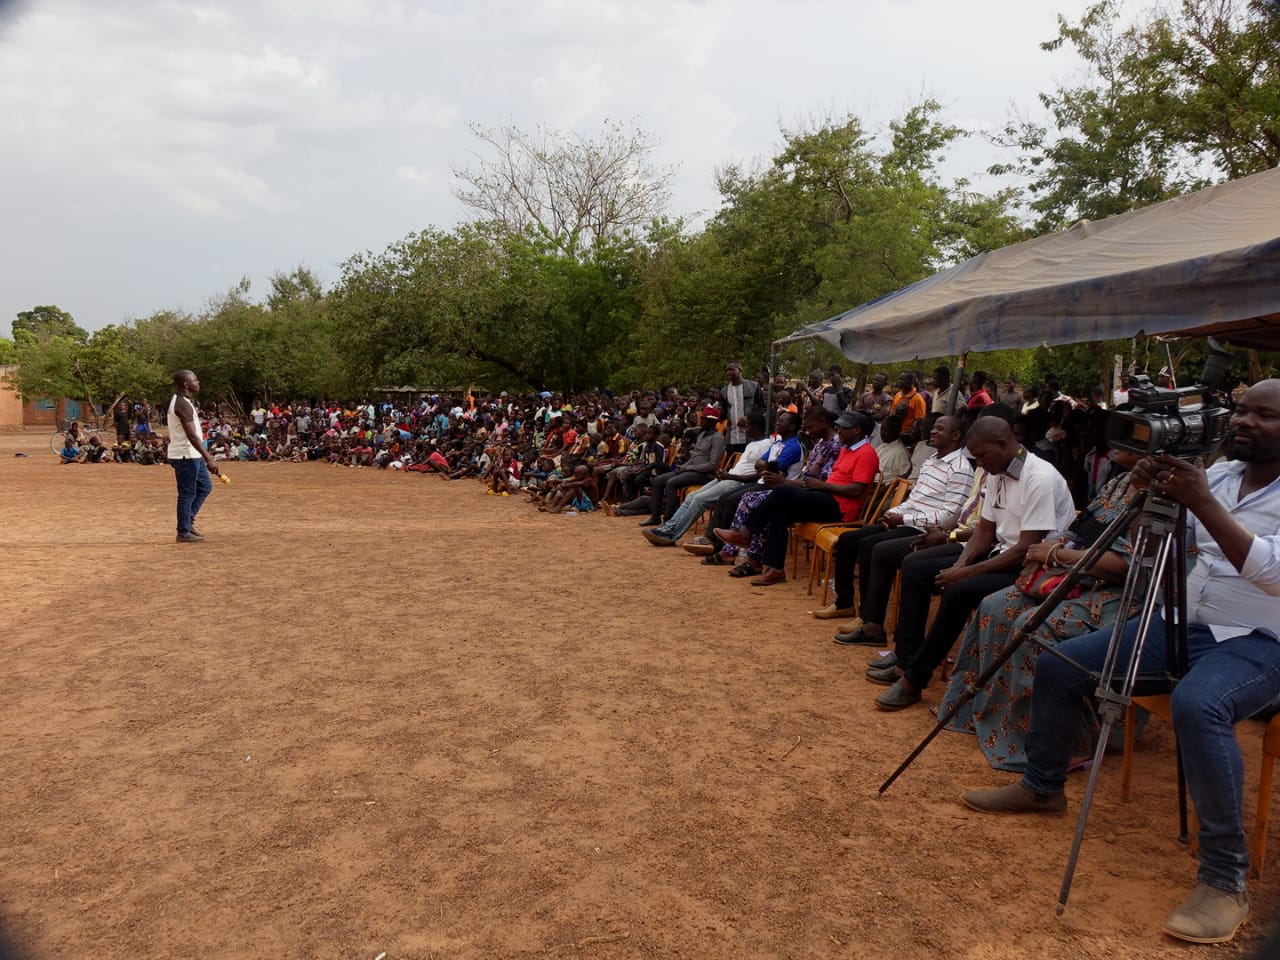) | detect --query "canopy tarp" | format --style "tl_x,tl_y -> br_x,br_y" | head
777,166 -> 1280,362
